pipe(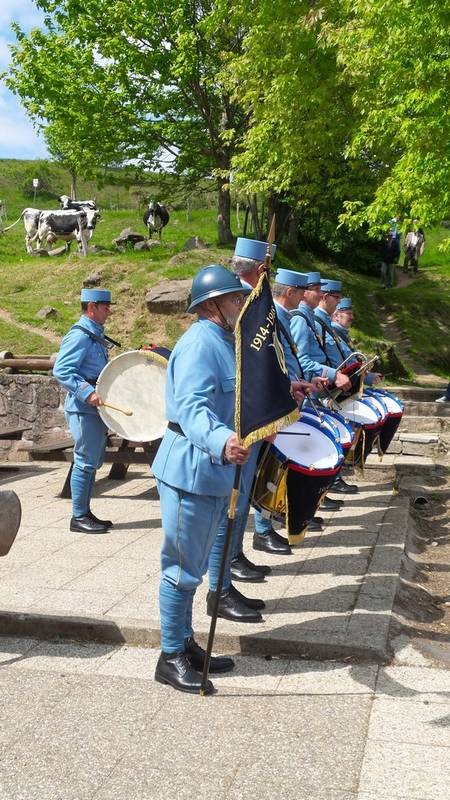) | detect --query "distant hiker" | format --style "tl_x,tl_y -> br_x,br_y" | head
403,221 -> 425,274
380,230 -> 400,289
